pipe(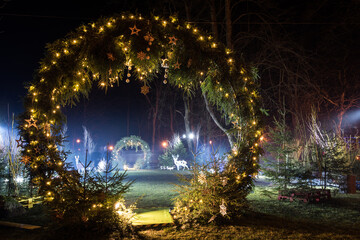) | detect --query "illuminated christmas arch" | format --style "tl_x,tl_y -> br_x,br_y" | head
112,135 -> 151,169
19,13 -> 262,205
